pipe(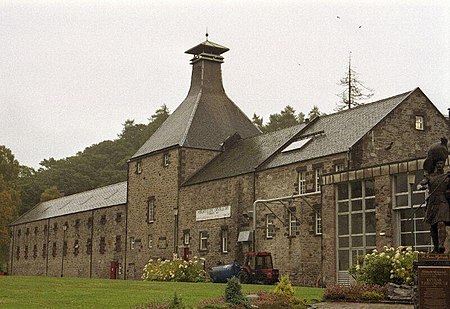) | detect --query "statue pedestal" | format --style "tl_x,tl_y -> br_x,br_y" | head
414,253 -> 450,309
